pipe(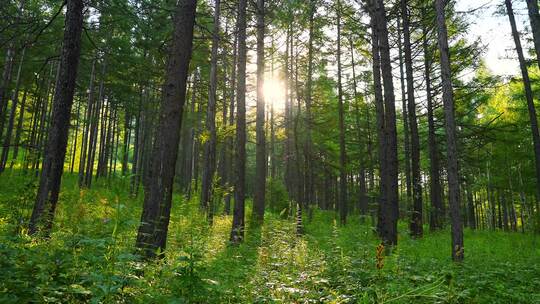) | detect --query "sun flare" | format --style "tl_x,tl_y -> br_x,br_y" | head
263,77 -> 286,111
